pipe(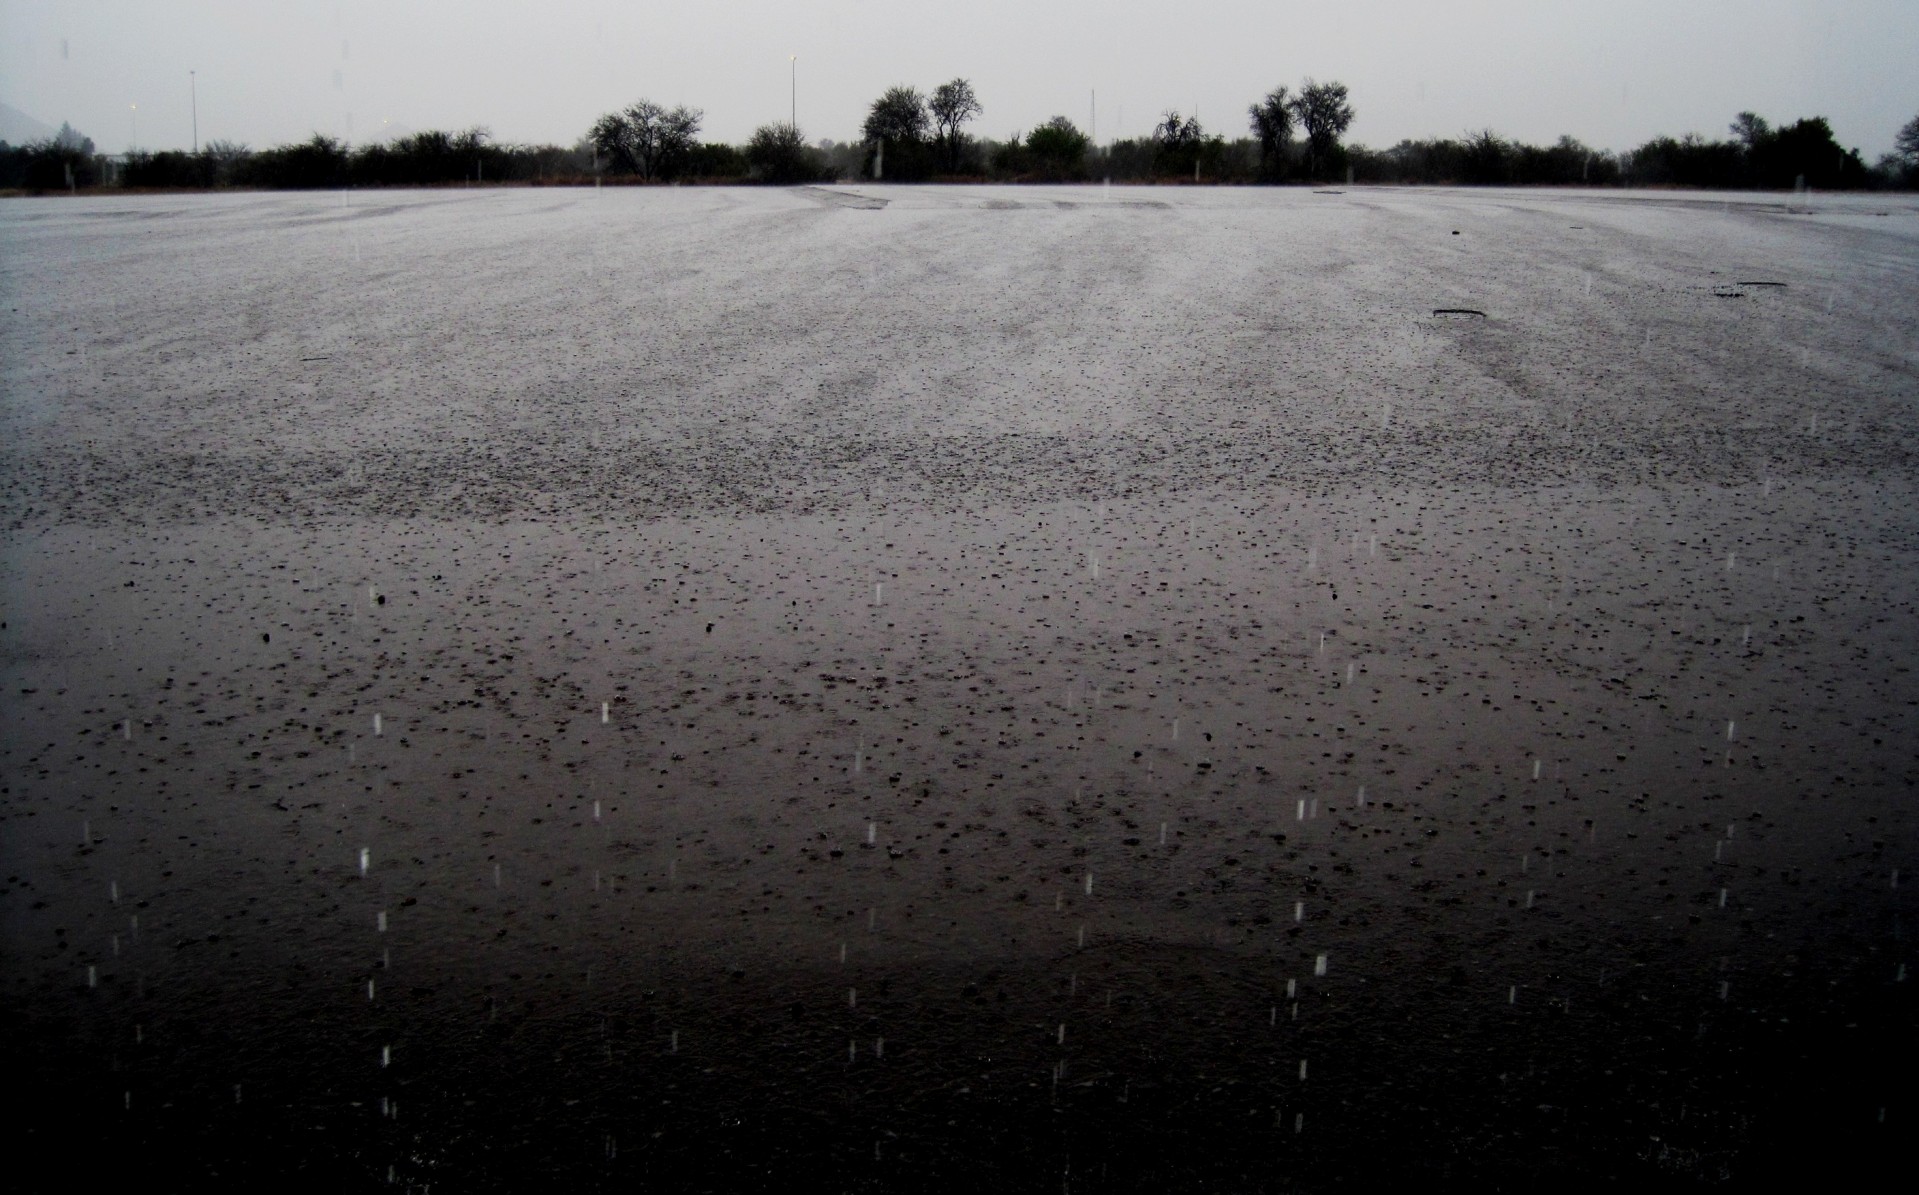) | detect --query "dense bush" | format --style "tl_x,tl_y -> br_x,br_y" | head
1021,118 -> 1091,180
350,129 -> 509,186
745,124 -> 826,184
235,134 -> 349,188
122,149 -> 216,188
683,141 -> 750,181
0,123 -> 101,190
